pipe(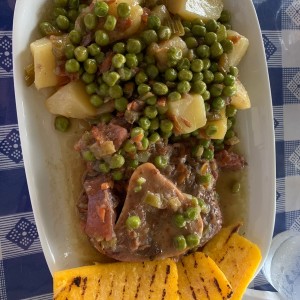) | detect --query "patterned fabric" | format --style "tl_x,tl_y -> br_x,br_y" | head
1,0 -> 300,298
